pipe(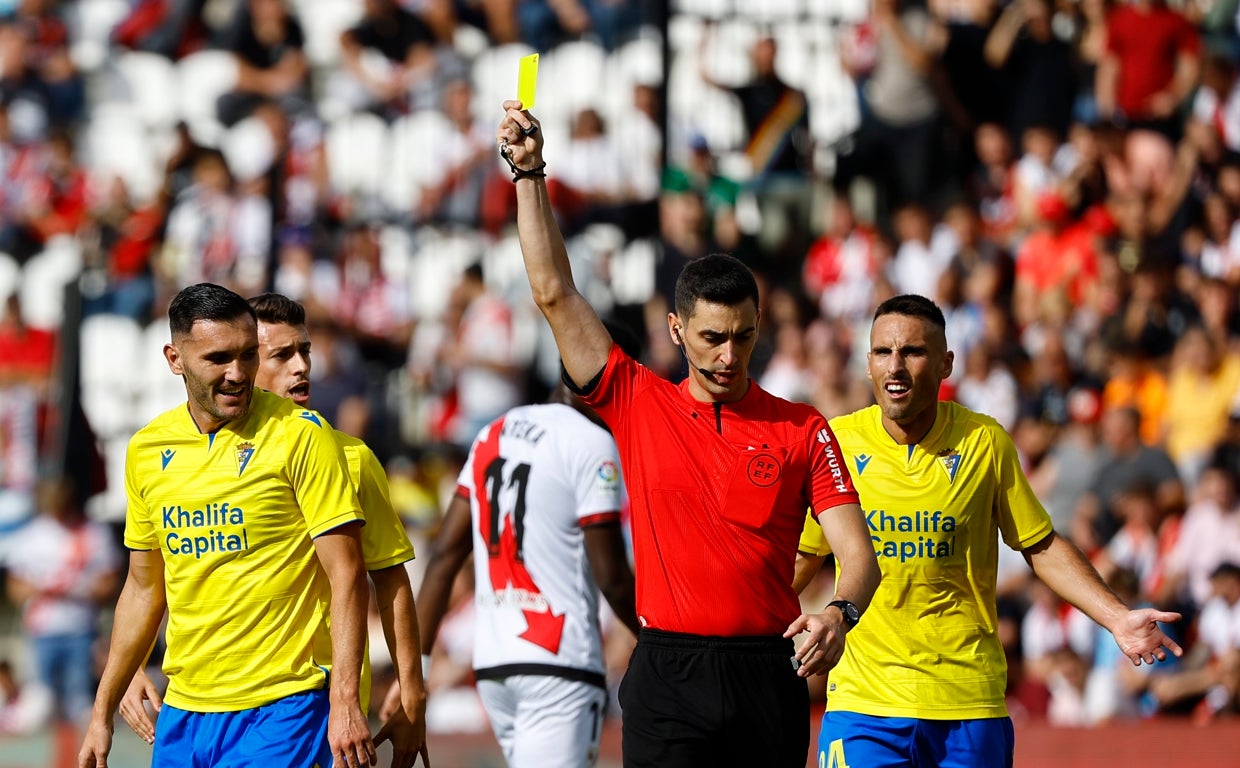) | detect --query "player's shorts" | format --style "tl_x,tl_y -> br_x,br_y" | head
817,710 -> 1014,768
620,628 -> 809,768
476,670 -> 607,768
152,686 -> 331,768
